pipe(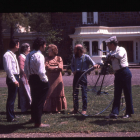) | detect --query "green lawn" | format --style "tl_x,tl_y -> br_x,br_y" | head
0,86 -> 140,133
